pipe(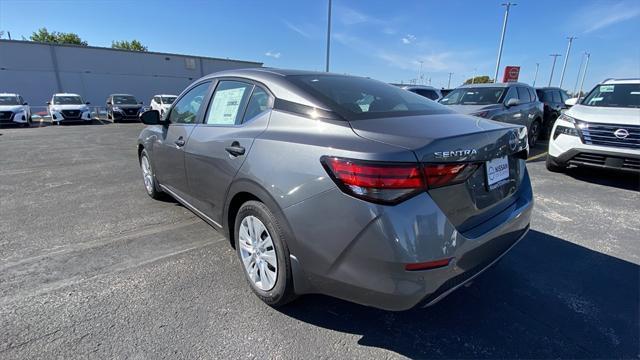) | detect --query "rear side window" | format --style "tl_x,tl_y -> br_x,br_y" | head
516,87 -> 530,103
287,74 -> 452,120
242,87 -> 271,122
205,81 -> 253,125
412,89 -> 439,100
551,91 -> 562,103
168,82 -> 210,124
